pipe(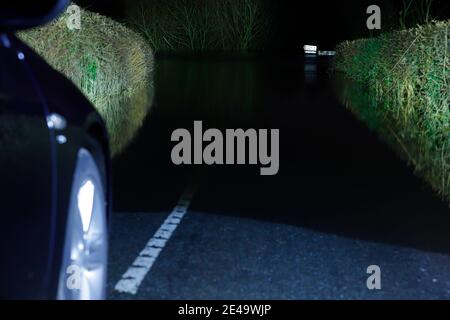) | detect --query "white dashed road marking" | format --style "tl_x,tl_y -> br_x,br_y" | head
114,185 -> 197,295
